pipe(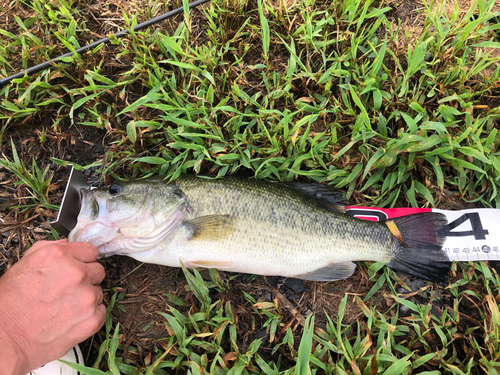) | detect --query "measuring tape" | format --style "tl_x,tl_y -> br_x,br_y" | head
345,207 -> 500,262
